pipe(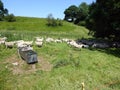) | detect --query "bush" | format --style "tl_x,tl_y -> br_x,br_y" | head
46,14 -> 63,27
4,14 -> 16,22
